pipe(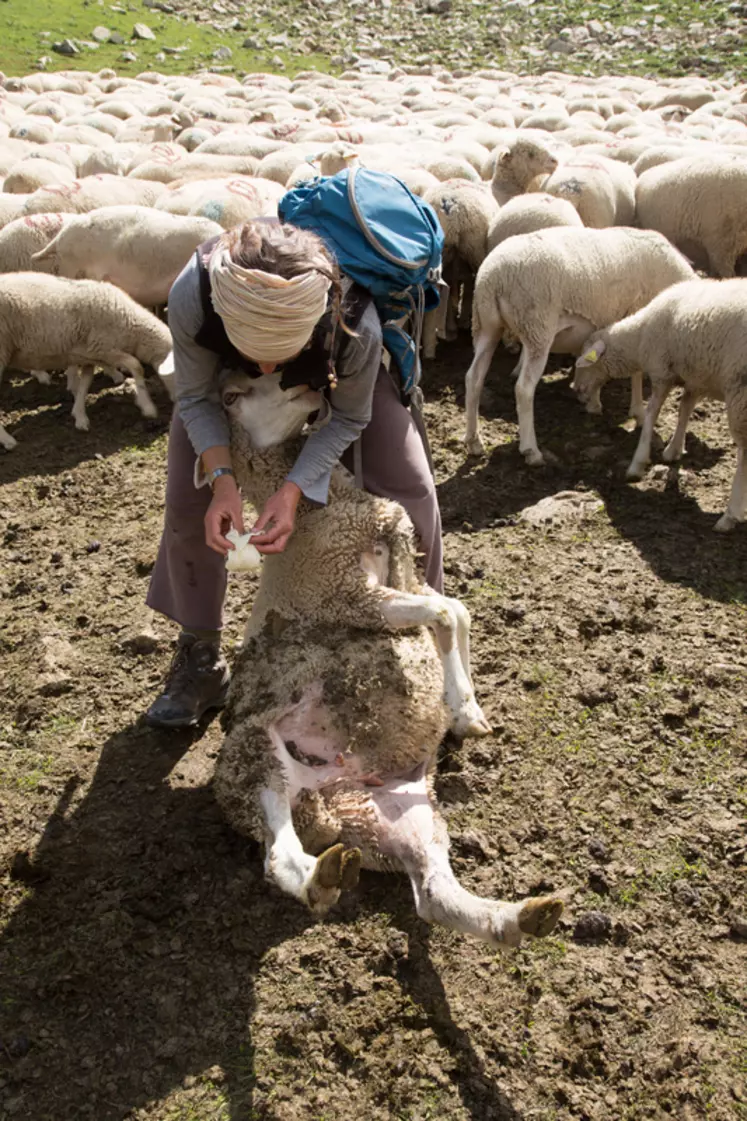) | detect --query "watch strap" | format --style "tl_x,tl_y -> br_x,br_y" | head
207,466 -> 235,487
